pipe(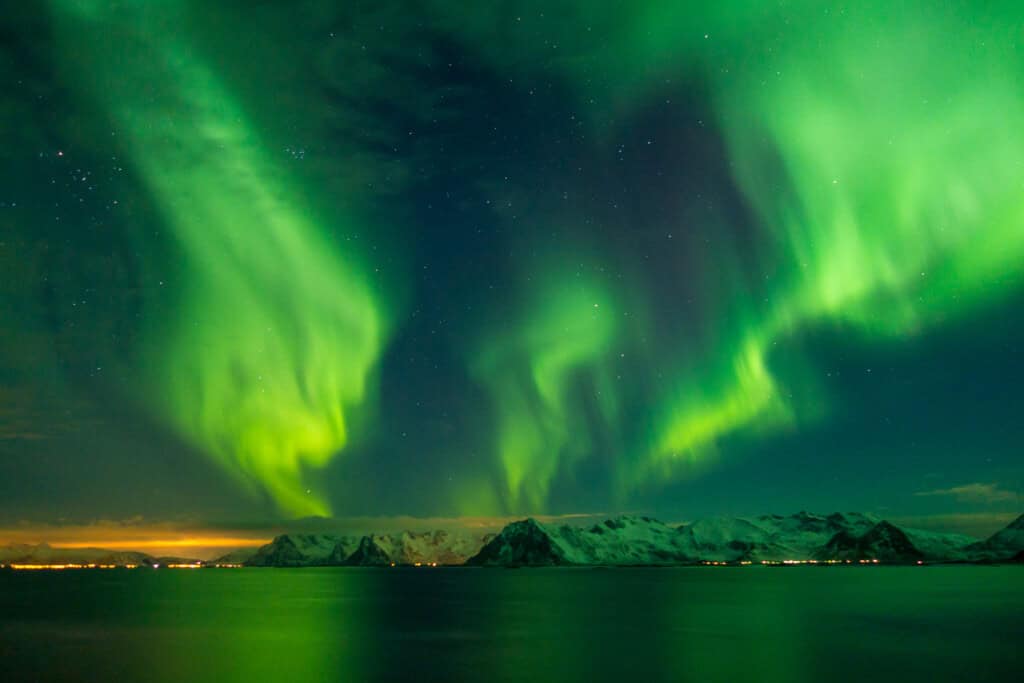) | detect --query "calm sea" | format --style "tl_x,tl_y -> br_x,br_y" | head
1,566 -> 1020,682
